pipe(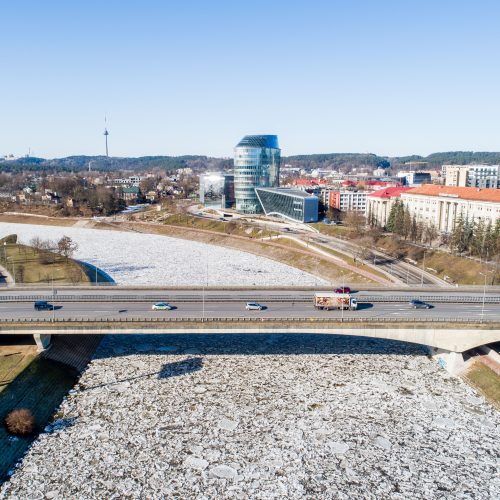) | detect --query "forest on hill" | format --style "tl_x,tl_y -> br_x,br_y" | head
1,151 -> 499,173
